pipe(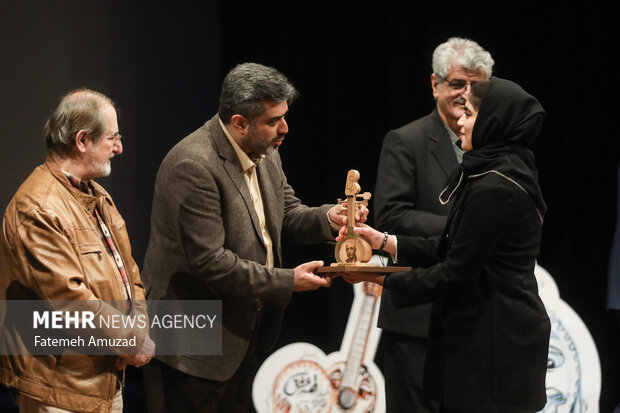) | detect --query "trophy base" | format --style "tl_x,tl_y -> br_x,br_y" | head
330,262 -> 375,267
316,265 -> 410,274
